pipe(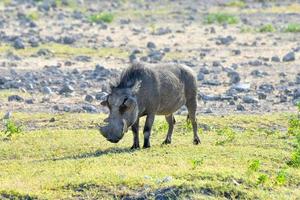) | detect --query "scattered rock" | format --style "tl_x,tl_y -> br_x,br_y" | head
216,36 -> 235,45
243,96 -> 259,104
259,83 -> 274,93
13,38 -> 25,49
271,56 -> 280,62
227,71 -> 240,84
231,83 -> 251,92
236,104 -> 245,111
42,86 -> 52,94
147,42 -> 156,49
282,52 -> 295,62
85,94 -> 94,103
8,95 -> 24,102
61,36 -> 76,44
59,84 -> 74,94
